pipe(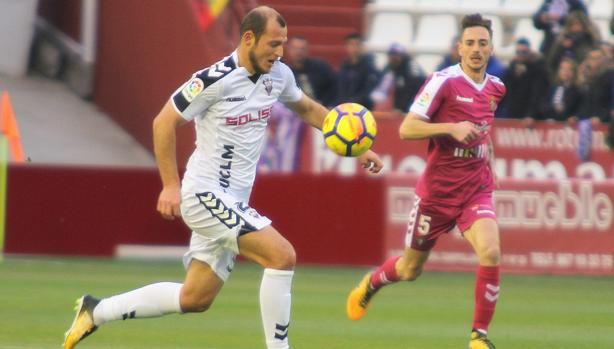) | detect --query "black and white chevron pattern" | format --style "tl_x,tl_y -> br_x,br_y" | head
196,192 -> 241,228
274,322 -> 289,340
